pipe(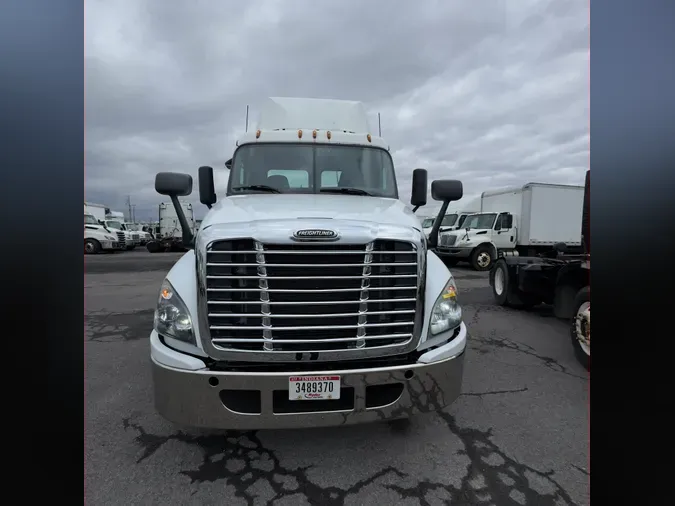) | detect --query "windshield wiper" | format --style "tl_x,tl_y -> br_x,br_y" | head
320,187 -> 373,196
232,185 -> 282,194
